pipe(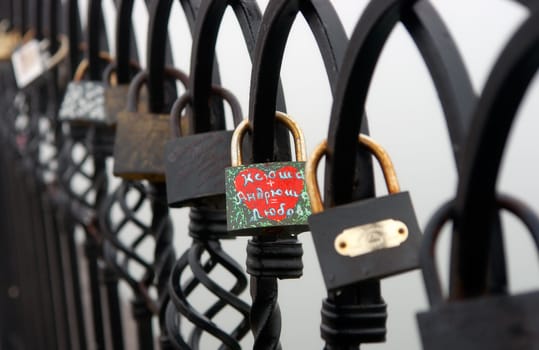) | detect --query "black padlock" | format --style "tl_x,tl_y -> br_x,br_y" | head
417,195 -> 539,350
164,86 -> 244,207
112,67 -> 188,181
307,134 -> 421,290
